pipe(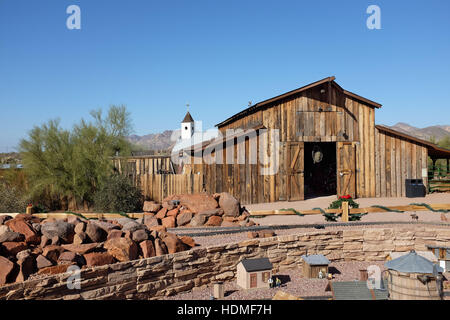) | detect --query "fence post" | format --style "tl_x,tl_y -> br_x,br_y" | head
342,201 -> 349,222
